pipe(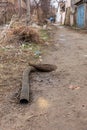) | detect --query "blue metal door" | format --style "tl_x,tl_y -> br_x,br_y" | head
77,4 -> 85,27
